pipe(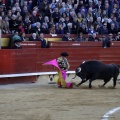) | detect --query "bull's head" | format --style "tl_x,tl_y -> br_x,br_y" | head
76,67 -> 87,81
